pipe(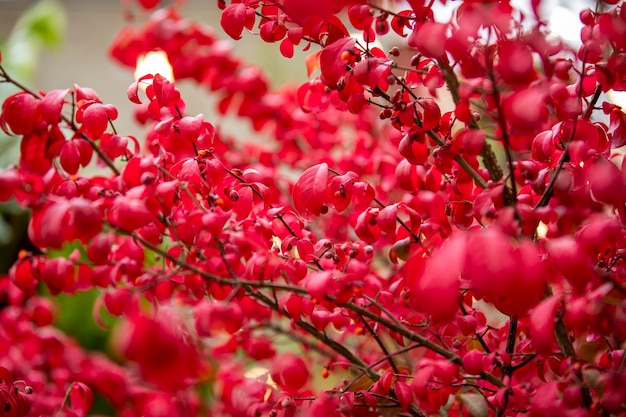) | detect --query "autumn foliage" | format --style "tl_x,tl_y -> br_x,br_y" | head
1,0 -> 626,416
